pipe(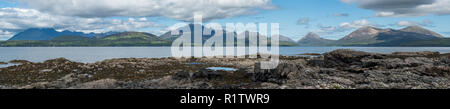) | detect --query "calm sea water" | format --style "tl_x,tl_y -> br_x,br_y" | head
1,47 -> 450,65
